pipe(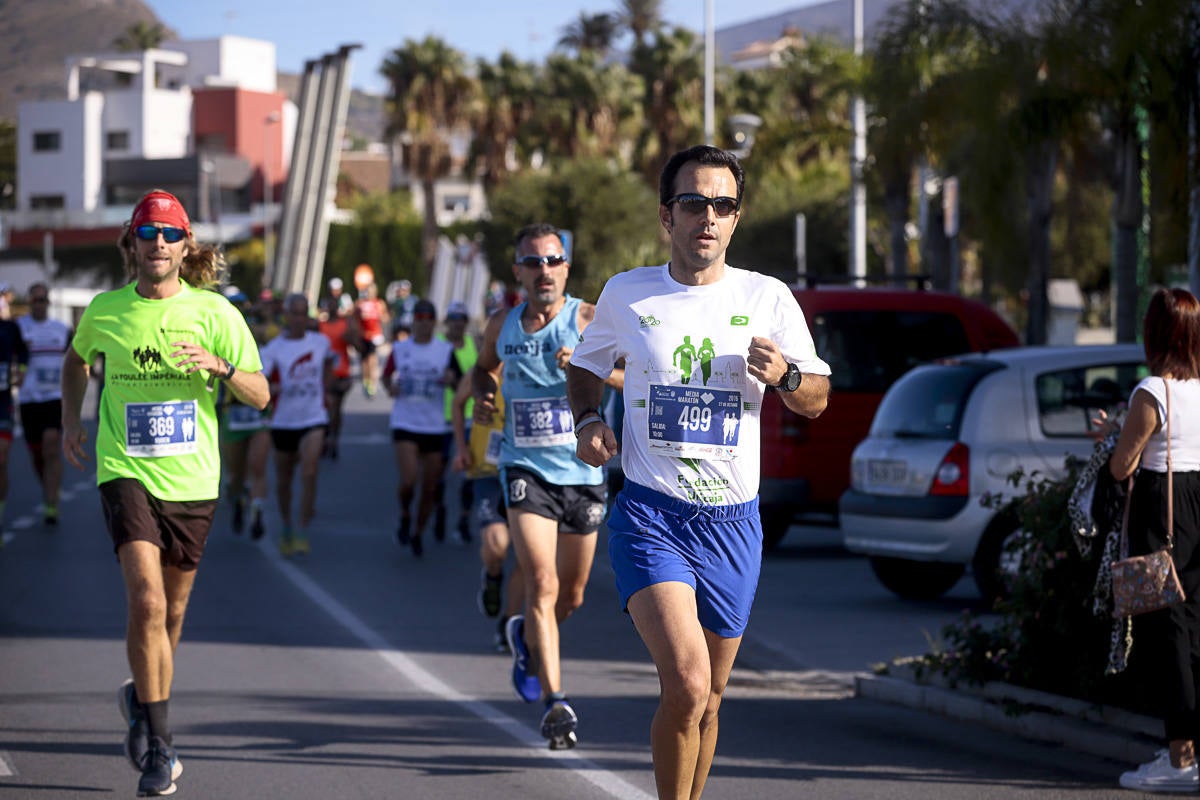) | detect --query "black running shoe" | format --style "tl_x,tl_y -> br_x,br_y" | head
249,507 -> 265,541
411,534 -> 423,558
231,494 -> 245,534
118,679 -> 149,772
137,736 -> 181,796
396,517 -> 411,546
477,568 -> 503,618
